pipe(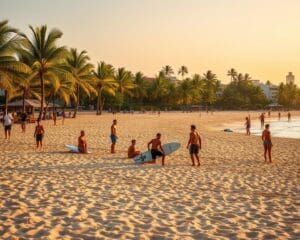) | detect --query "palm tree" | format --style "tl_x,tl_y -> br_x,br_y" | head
133,72 -> 148,103
202,70 -> 219,106
115,68 -> 135,95
177,78 -> 195,105
243,73 -> 251,81
227,68 -> 237,82
64,48 -> 96,118
93,61 -> 116,115
162,65 -> 174,78
46,73 -> 75,114
19,25 -> 68,119
178,65 -> 188,80
150,75 -> 169,102
0,20 -> 30,113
